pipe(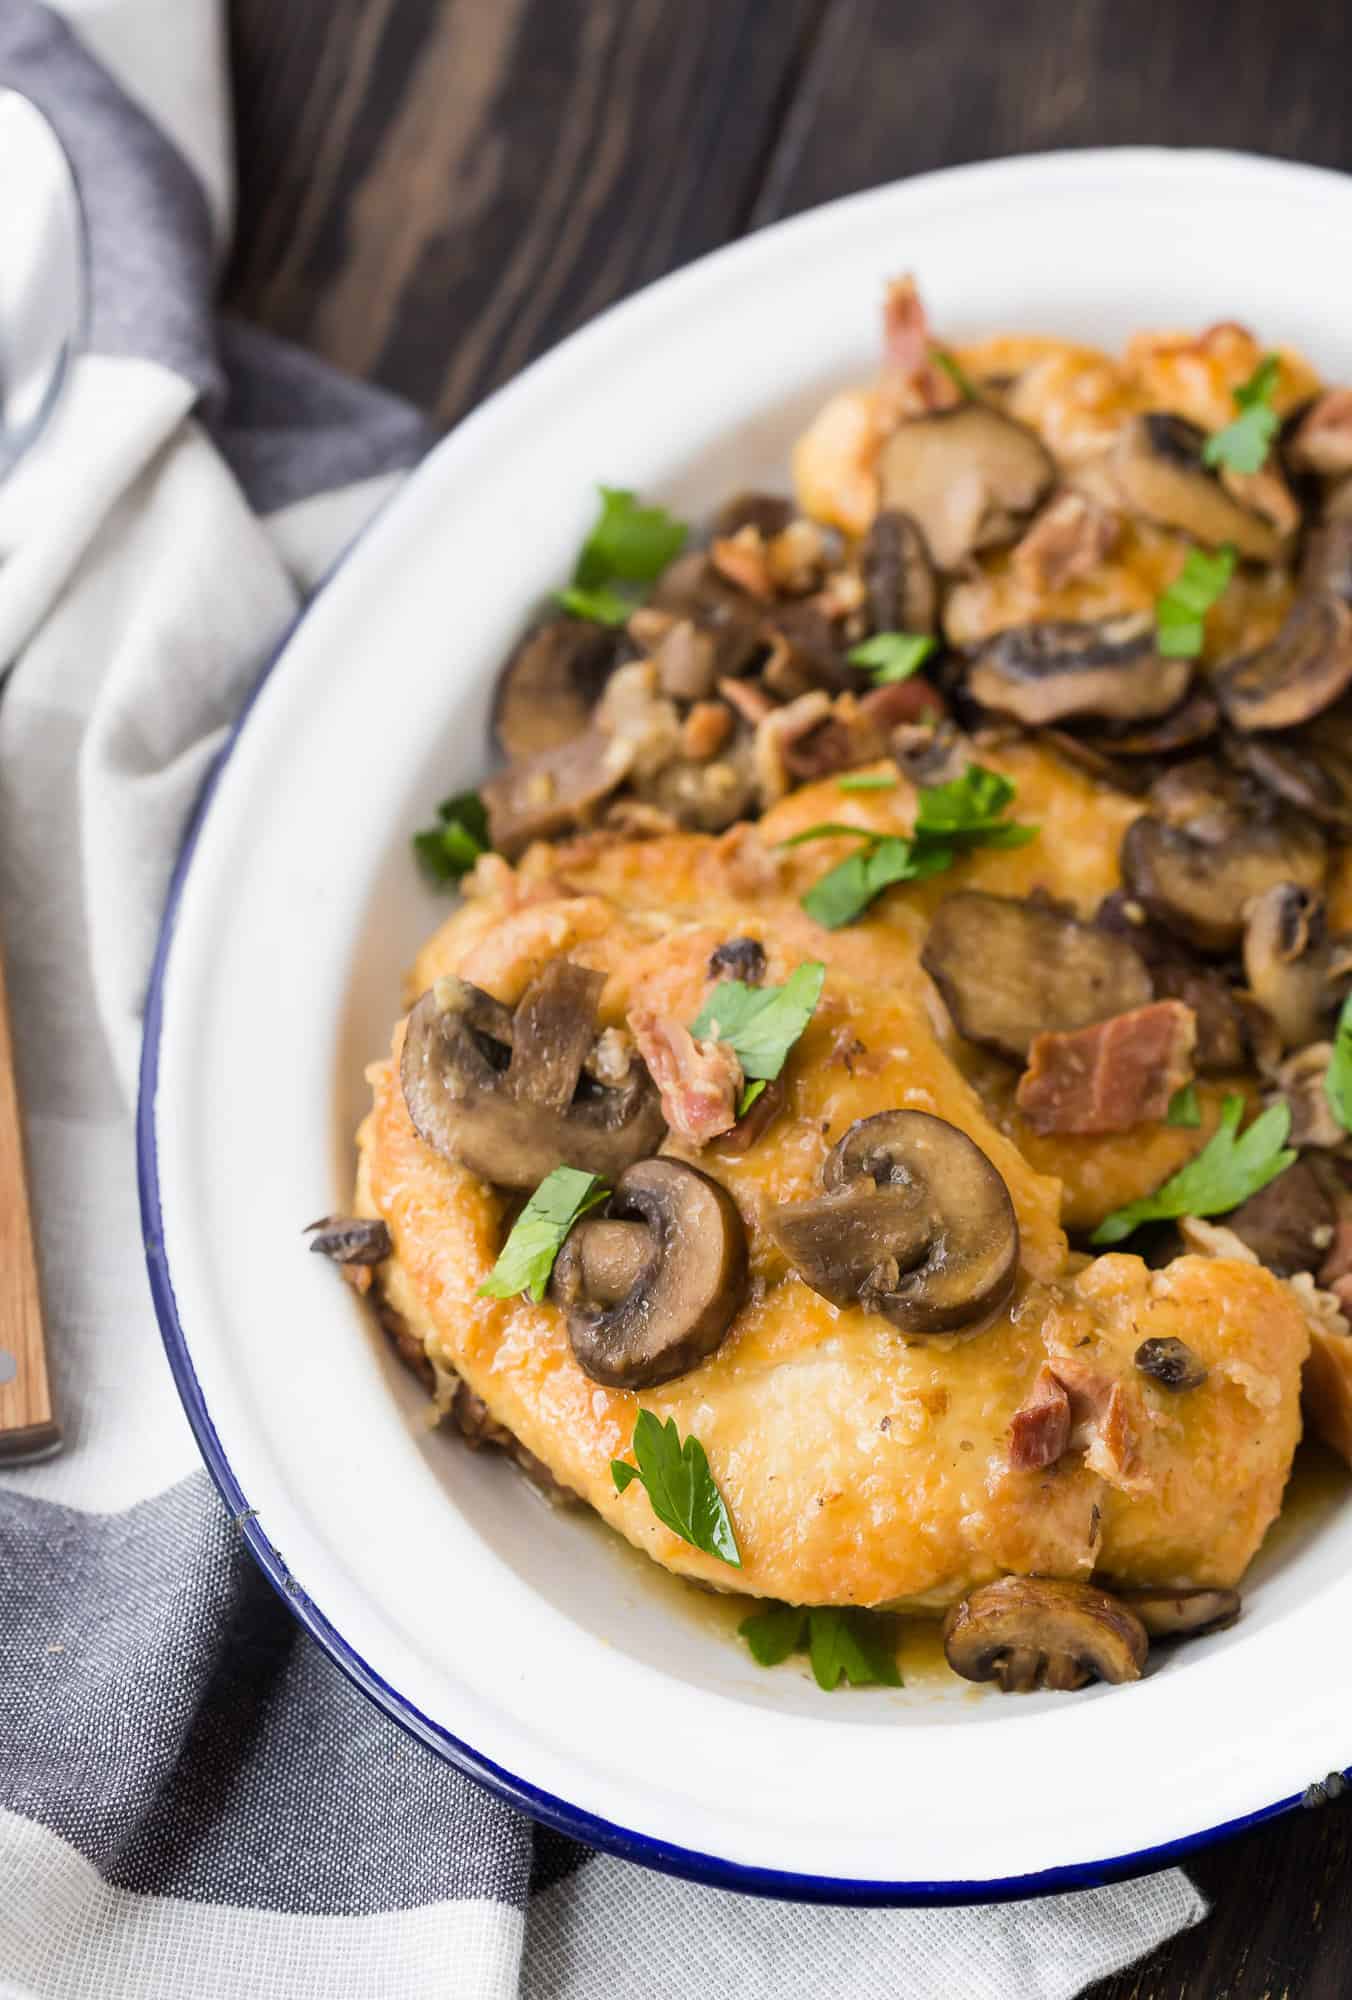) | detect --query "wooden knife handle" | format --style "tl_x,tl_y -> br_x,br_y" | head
0,941 -> 59,1462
